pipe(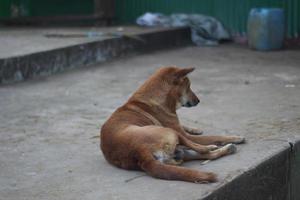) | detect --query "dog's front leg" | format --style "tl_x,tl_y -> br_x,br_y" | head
171,125 -> 217,153
178,124 -> 245,145
165,122 -> 217,153
177,134 -> 218,153
185,135 -> 246,146
182,125 -> 203,135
